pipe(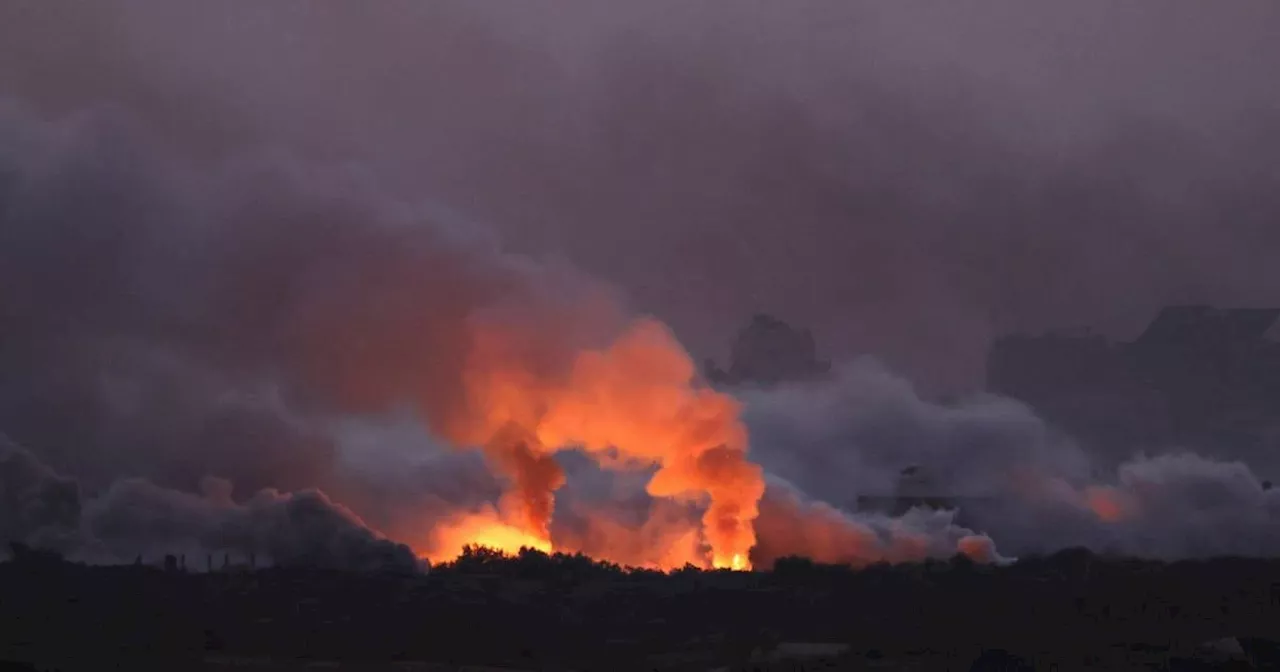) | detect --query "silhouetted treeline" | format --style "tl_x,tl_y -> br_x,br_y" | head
3,543 -> 1279,670
434,544 -> 725,582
